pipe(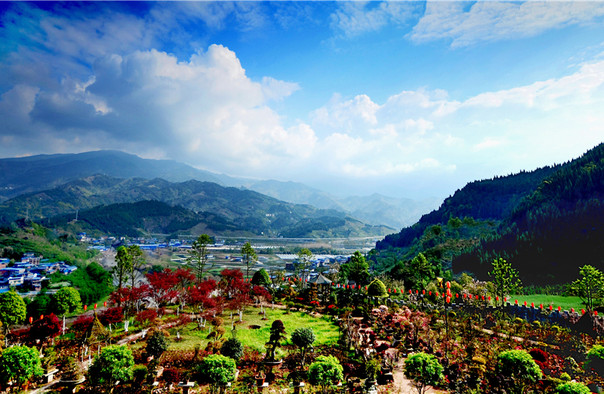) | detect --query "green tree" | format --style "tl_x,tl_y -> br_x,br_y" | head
340,251 -> 370,286
0,345 -> 43,389
241,242 -> 257,279
367,279 -> 388,297
197,354 -> 236,393
404,352 -> 444,394
88,345 -> 134,391
0,290 -> 26,332
571,265 -> 604,312
497,349 -> 542,394
308,355 -> 343,392
53,286 -> 81,315
113,246 -> 132,294
555,381 -> 591,394
251,268 -> 271,287
221,337 -> 244,362
188,234 -> 213,281
489,257 -> 522,307
291,327 -> 316,368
